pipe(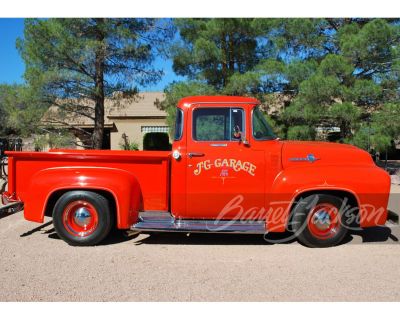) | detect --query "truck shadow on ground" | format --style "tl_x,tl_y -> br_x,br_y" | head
135,232 -> 296,246
20,220 -> 139,245
134,225 -> 399,246
46,229 -> 140,245
347,226 -> 399,243
19,220 -> 399,246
